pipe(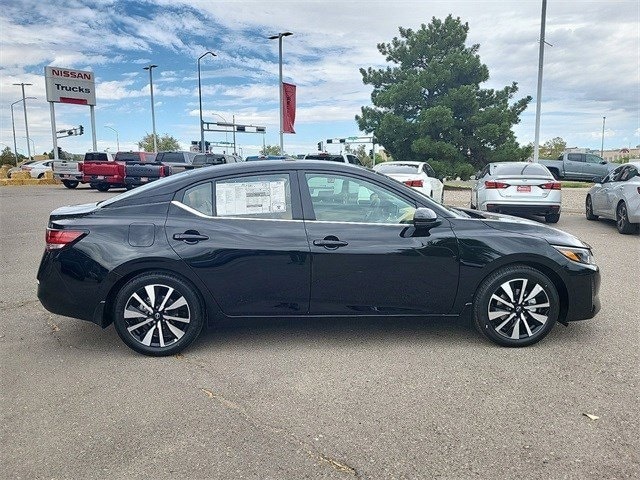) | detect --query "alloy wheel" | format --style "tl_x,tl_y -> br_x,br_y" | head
487,277 -> 550,341
123,283 -> 191,348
